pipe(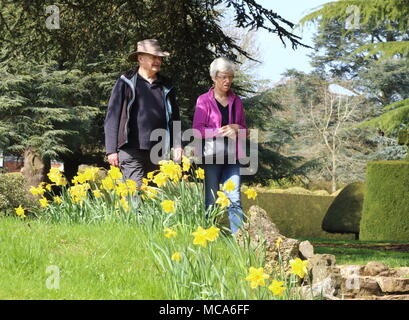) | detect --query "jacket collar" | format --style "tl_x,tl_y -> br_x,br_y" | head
207,86 -> 236,106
